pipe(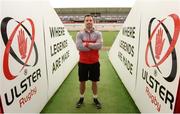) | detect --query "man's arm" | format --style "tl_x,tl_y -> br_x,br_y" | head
88,32 -> 103,50
76,32 -> 90,51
